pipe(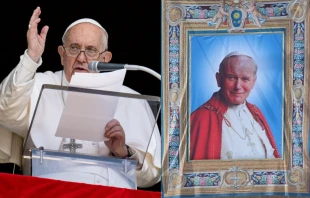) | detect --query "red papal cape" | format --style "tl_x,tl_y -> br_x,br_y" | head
190,92 -> 280,160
